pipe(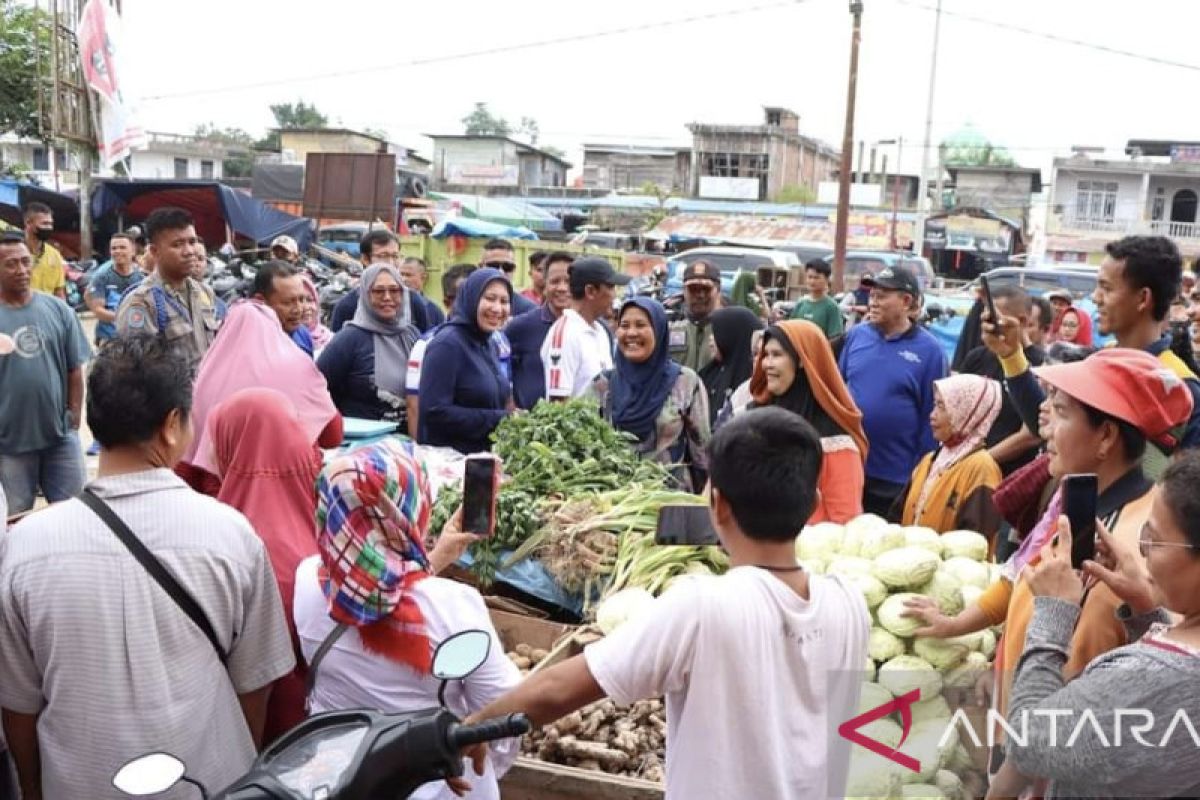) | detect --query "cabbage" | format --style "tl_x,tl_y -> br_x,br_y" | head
917,570 -> 964,616
860,716 -> 904,749
978,628 -> 997,660
878,655 -> 943,702
989,562 -> 1004,587
903,526 -> 944,557
869,627 -> 907,663
860,524 -> 907,559
865,657 -> 877,681
857,681 -> 895,715
828,556 -> 876,577
797,523 -> 843,559
960,584 -> 984,609
846,752 -> 904,800
873,547 -> 941,589
910,694 -> 951,725
912,636 -> 972,671
933,770 -> 963,800
895,731 -> 946,783
595,587 -> 656,634
797,557 -> 827,575
843,514 -> 887,556
943,651 -> 989,690
877,593 -> 925,637
947,742 -> 974,773
940,530 -> 989,562
849,573 -> 889,609
901,785 -> 947,799
941,557 -> 990,590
